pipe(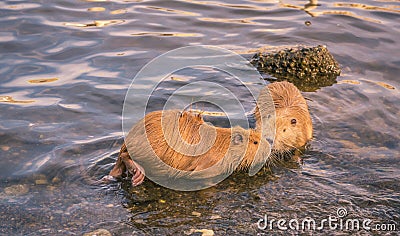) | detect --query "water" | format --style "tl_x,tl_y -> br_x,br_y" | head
1,0 -> 399,235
